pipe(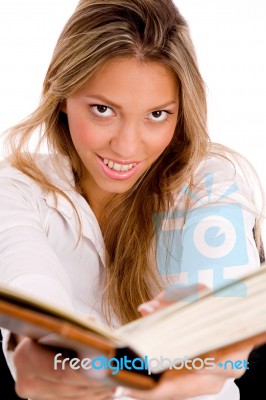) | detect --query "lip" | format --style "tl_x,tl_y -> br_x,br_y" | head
96,155 -> 141,181
99,156 -> 140,165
